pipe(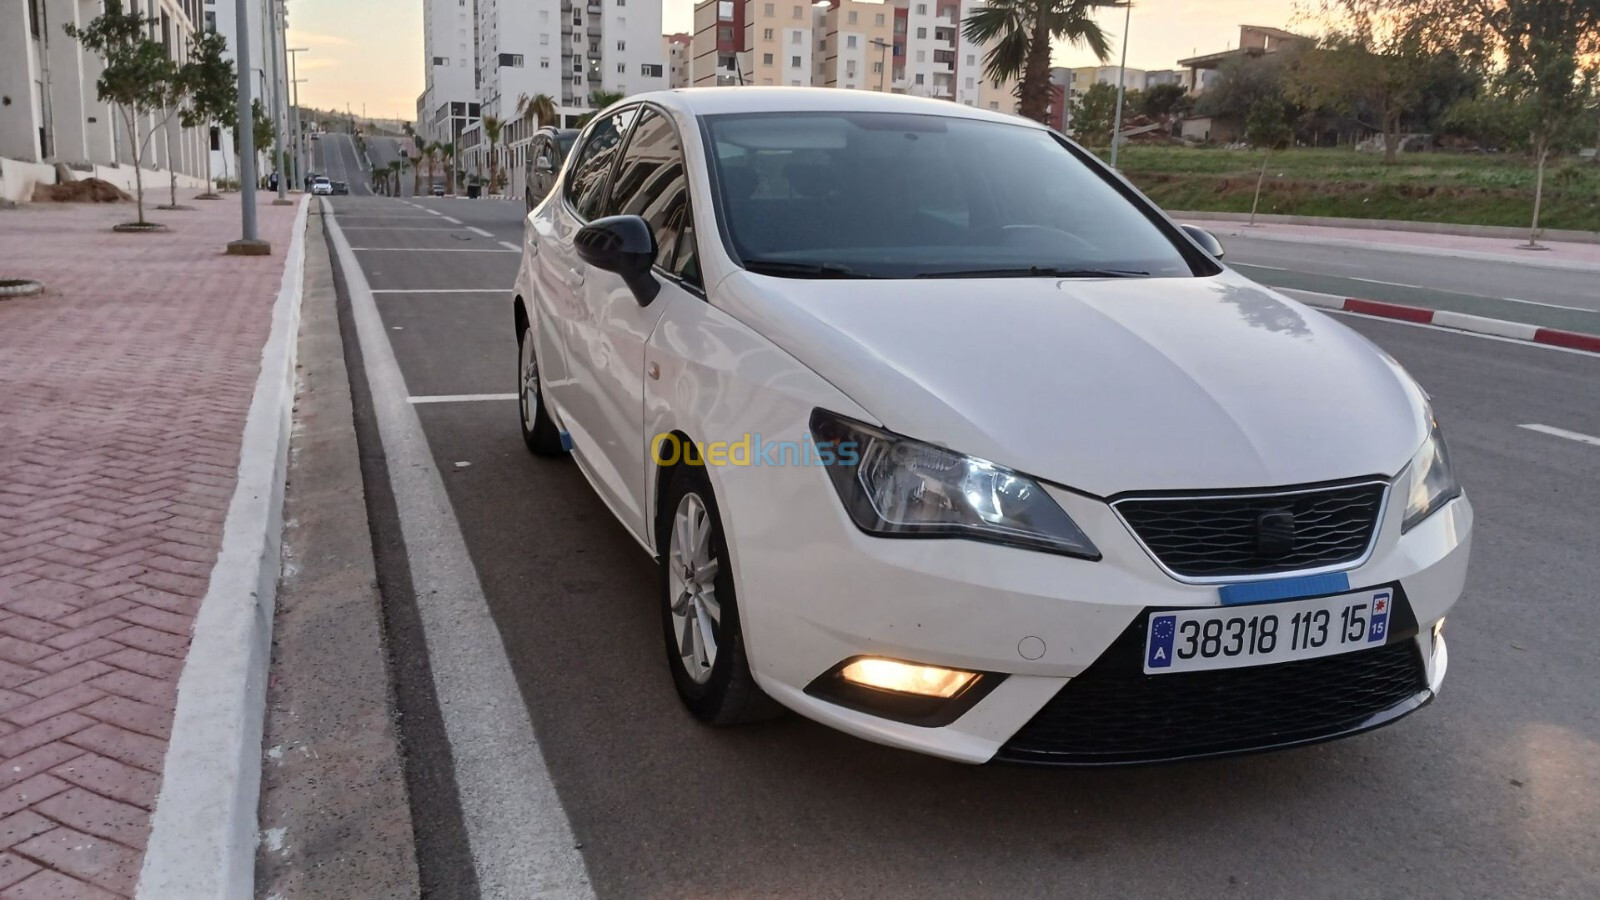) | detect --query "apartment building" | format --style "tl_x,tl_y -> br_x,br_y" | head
691,0 -> 744,85
3,0 -> 209,203
419,0 -> 477,147
815,0 -> 893,91
207,0 -> 289,184
664,32 -> 692,88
